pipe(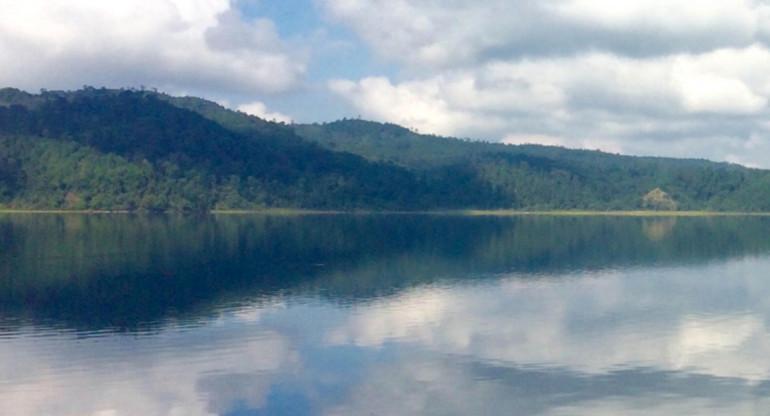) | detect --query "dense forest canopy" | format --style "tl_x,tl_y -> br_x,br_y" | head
1,86 -> 770,212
